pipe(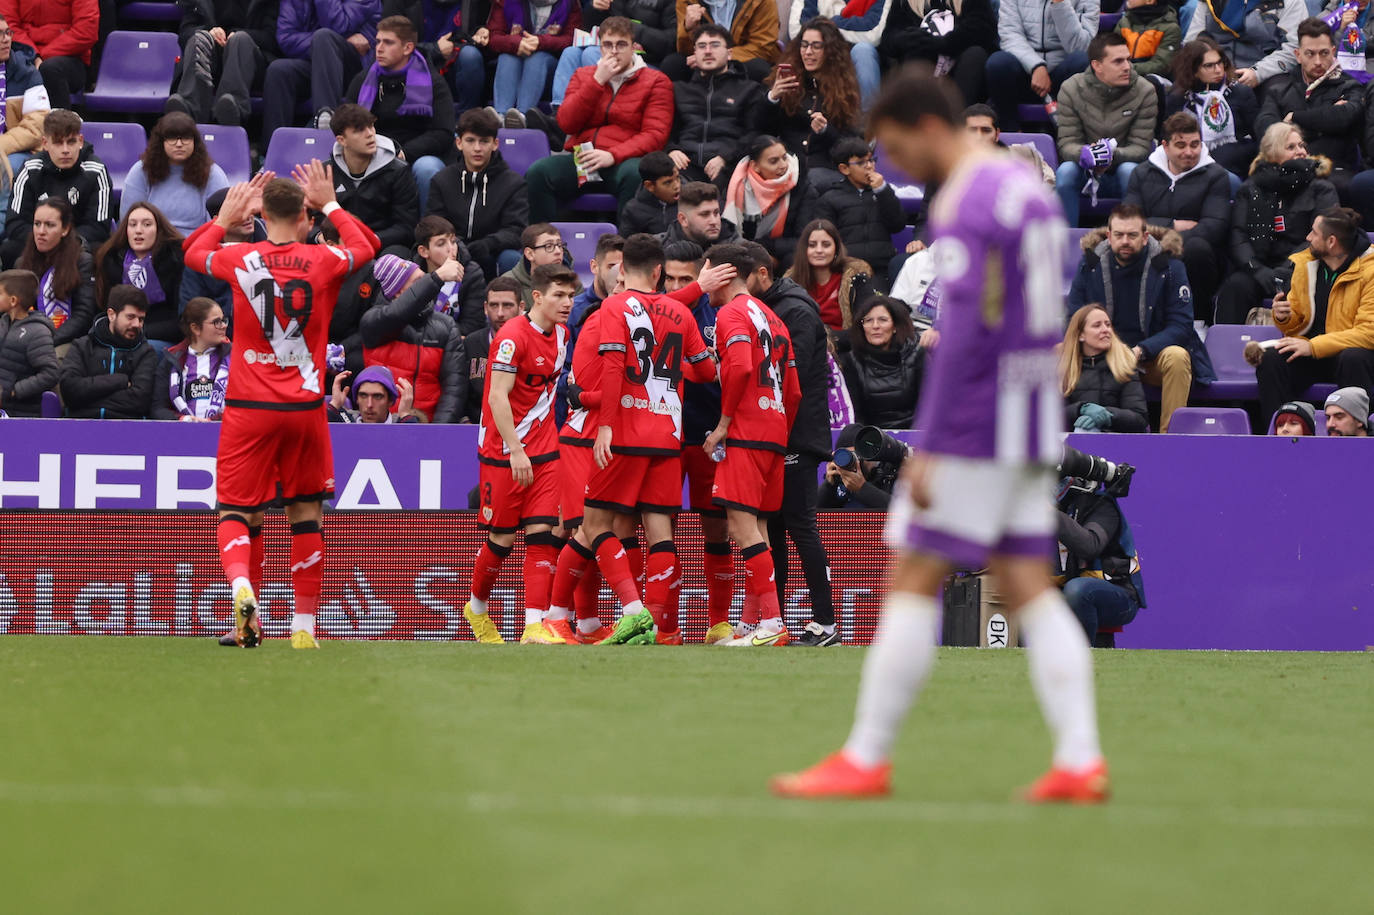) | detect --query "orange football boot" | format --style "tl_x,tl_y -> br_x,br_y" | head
770,752 -> 892,799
